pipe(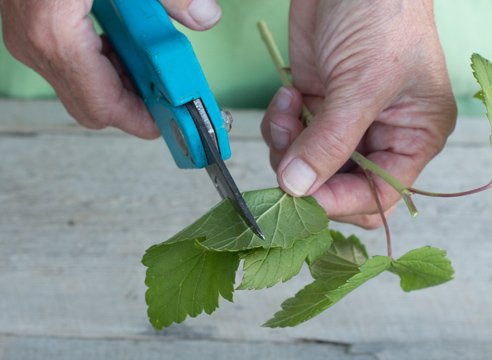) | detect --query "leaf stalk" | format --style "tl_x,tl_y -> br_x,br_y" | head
363,169 -> 393,258
409,180 -> 492,198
